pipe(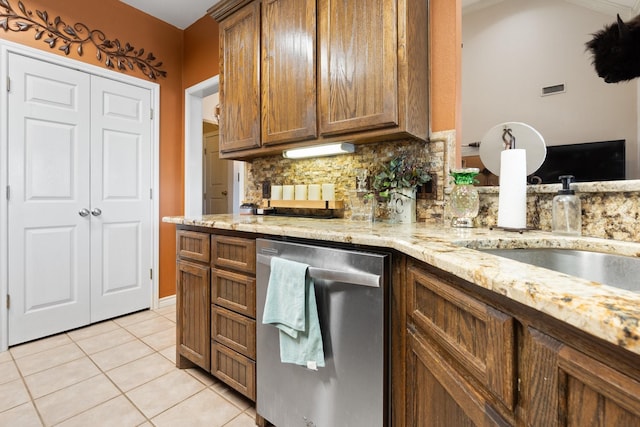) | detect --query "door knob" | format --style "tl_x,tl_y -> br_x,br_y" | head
79,208 -> 90,217
221,191 -> 228,196
91,208 -> 102,216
